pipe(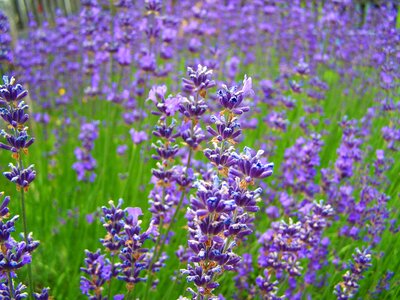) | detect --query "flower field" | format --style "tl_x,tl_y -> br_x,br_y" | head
0,0 -> 399,299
